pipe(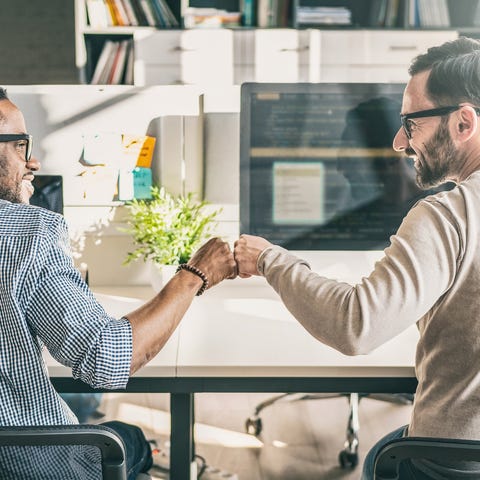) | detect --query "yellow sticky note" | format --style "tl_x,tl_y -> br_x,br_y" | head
122,135 -> 156,169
